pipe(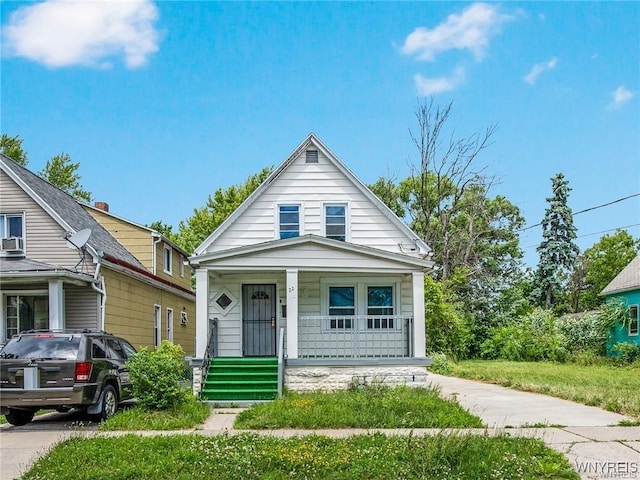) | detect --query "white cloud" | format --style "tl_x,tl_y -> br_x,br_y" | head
414,67 -> 466,96
2,0 -> 160,69
609,85 -> 635,109
524,57 -> 558,85
400,3 -> 515,62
